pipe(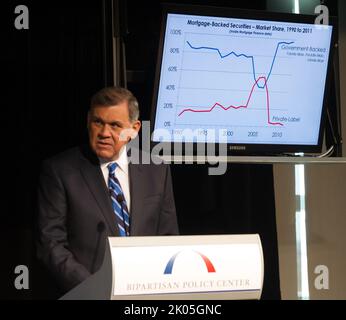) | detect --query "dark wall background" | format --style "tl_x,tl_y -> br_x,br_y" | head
1,0 -> 108,299
2,0 -> 339,300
